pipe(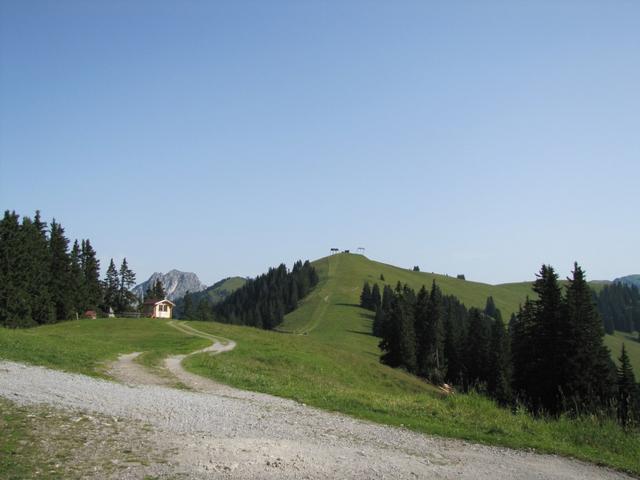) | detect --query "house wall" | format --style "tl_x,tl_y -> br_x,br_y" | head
154,304 -> 172,319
